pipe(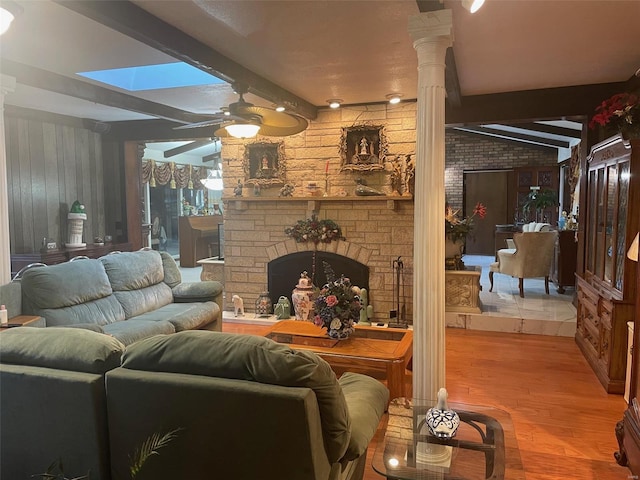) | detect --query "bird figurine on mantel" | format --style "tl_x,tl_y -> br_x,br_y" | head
426,387 -> 460,438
